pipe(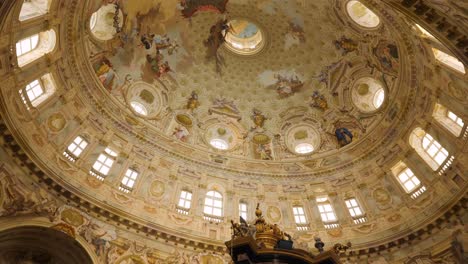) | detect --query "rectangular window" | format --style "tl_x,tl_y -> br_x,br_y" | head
20,79 -> 44,106
397,168 -> 421,193
178,190 -> 192,212
293,206 -> 307,224
119,168 -> 139,193
345,198 -> 367,224
63,136 -> 88,161
204,191 -> 223,217
239,202 -> 248,220
317,201 -> 337,223
89,148 -> 117,181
